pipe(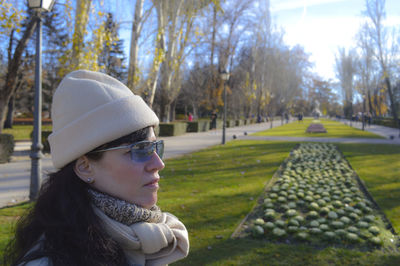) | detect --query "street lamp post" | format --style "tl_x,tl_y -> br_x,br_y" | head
220,70 -> 229,145
28,0 -> 55,200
